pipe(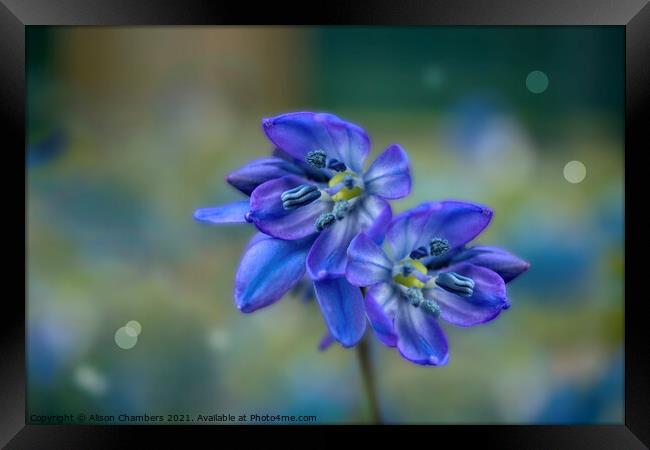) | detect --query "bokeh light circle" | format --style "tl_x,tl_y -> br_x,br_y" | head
526,70 -> 549,94
422,65 -> 445,90
115,327 -> 137,349
124,327 -> 138,338
563,160 -> 587,183
125,320 -> 142,336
